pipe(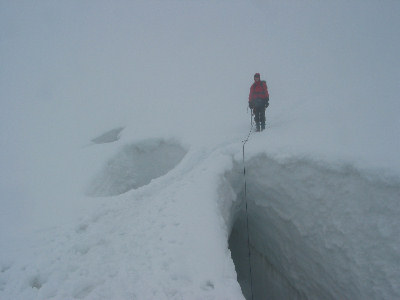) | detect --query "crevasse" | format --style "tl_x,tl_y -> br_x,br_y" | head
225,154 -> 400,300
